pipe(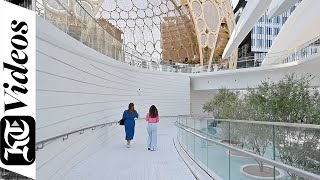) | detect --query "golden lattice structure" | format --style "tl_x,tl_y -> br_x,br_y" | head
161,15 -> 200,64
181,0 -> 238,68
